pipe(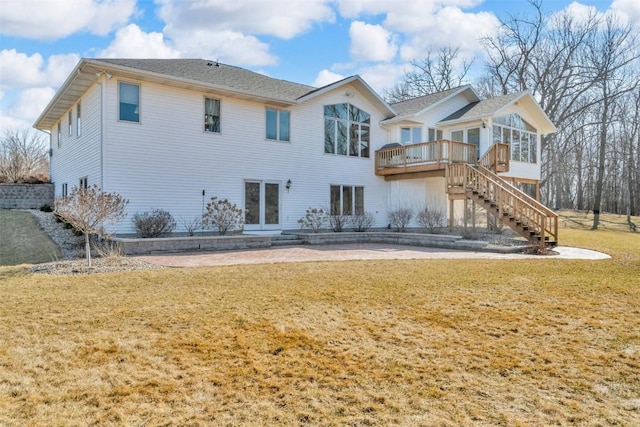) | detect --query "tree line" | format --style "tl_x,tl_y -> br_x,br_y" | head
387,0 -> 639,228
